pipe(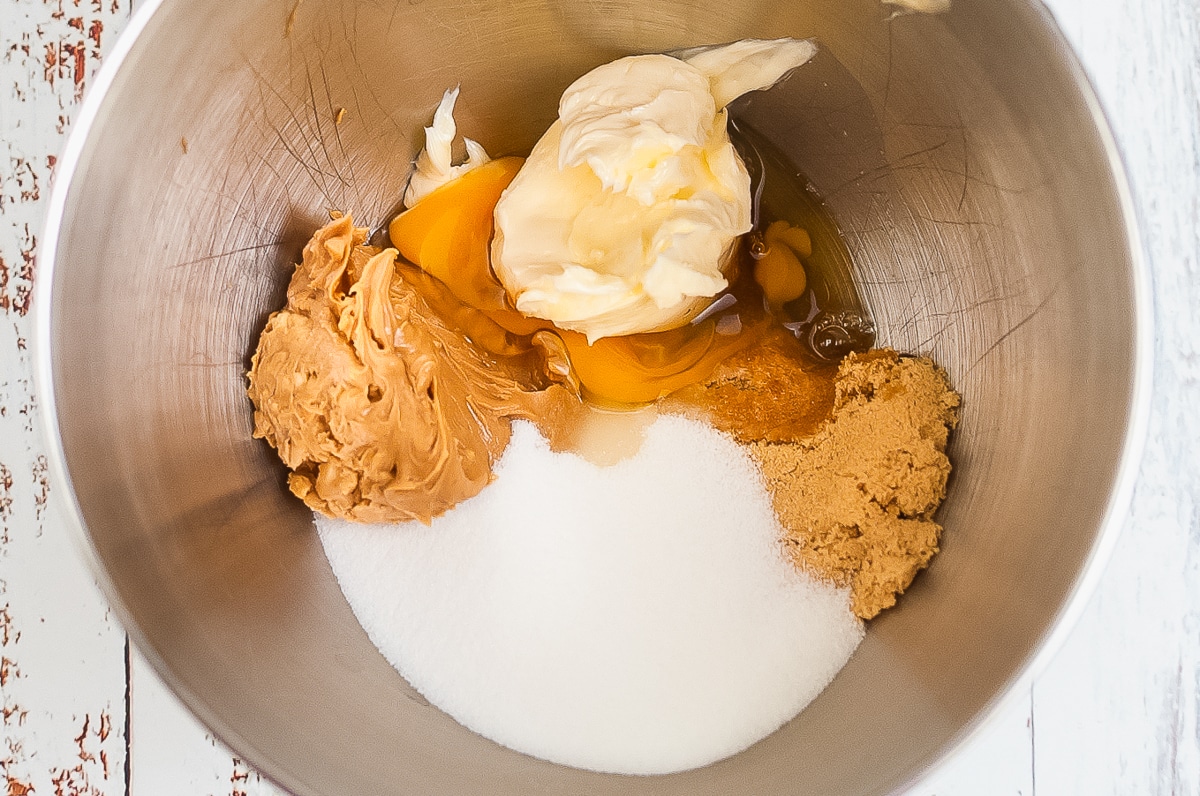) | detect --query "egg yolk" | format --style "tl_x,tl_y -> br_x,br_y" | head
754,220 -> 811,307
388,157 -> 762,405
557,323 -> 759,404
389,158 -> 522,316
